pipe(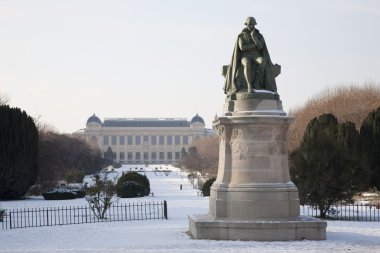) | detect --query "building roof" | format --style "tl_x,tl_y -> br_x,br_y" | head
191,114 -> 205,125
86,114 -> 102,124
103,118 -> 190,128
